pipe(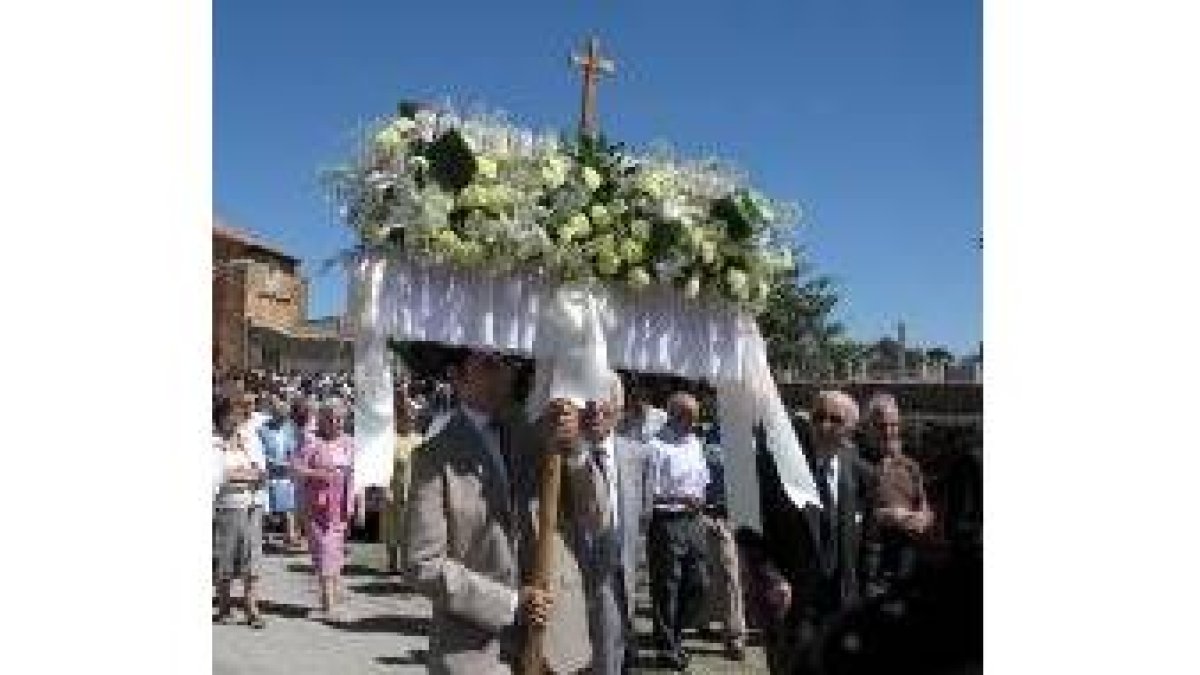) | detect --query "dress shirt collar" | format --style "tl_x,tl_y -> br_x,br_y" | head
656,425 -> 698,447
592,433 -> 616,457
